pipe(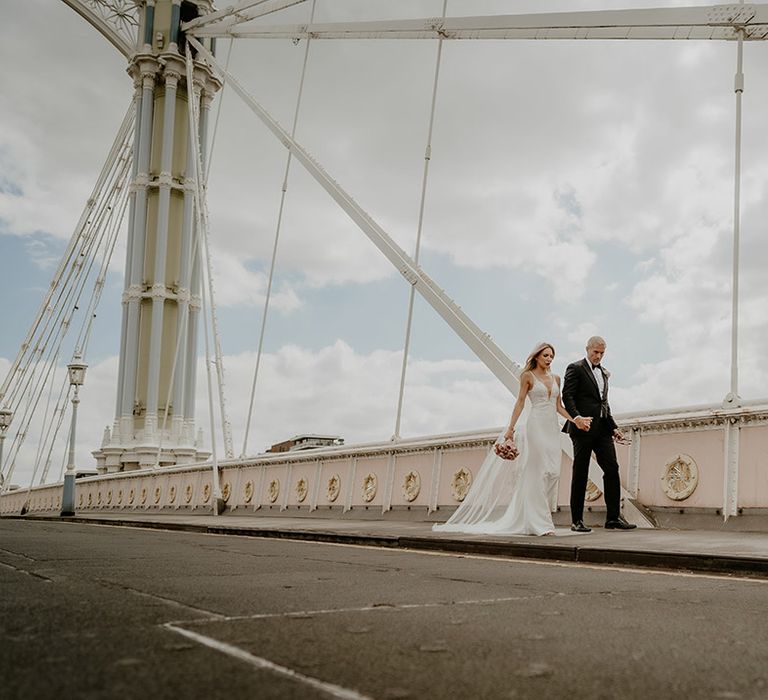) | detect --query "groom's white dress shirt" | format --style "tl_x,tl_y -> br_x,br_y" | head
588,357 -> 605,395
